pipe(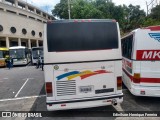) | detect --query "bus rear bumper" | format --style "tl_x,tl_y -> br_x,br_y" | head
130,84 -> 160,97
46,94 -> 123,111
